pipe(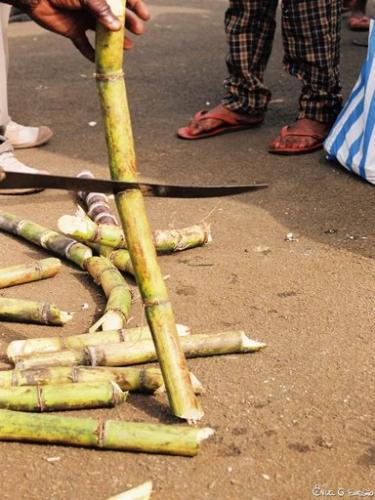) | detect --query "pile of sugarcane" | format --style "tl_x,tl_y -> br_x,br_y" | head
0,257 -> 73,325
0,0 -> 267,488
